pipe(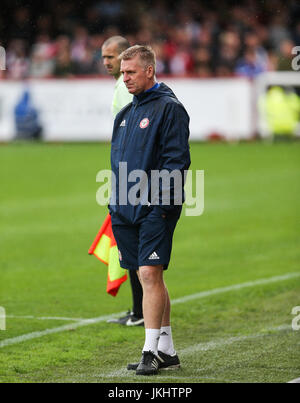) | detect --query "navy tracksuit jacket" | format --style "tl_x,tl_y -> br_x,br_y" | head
109,82 -> 191,225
